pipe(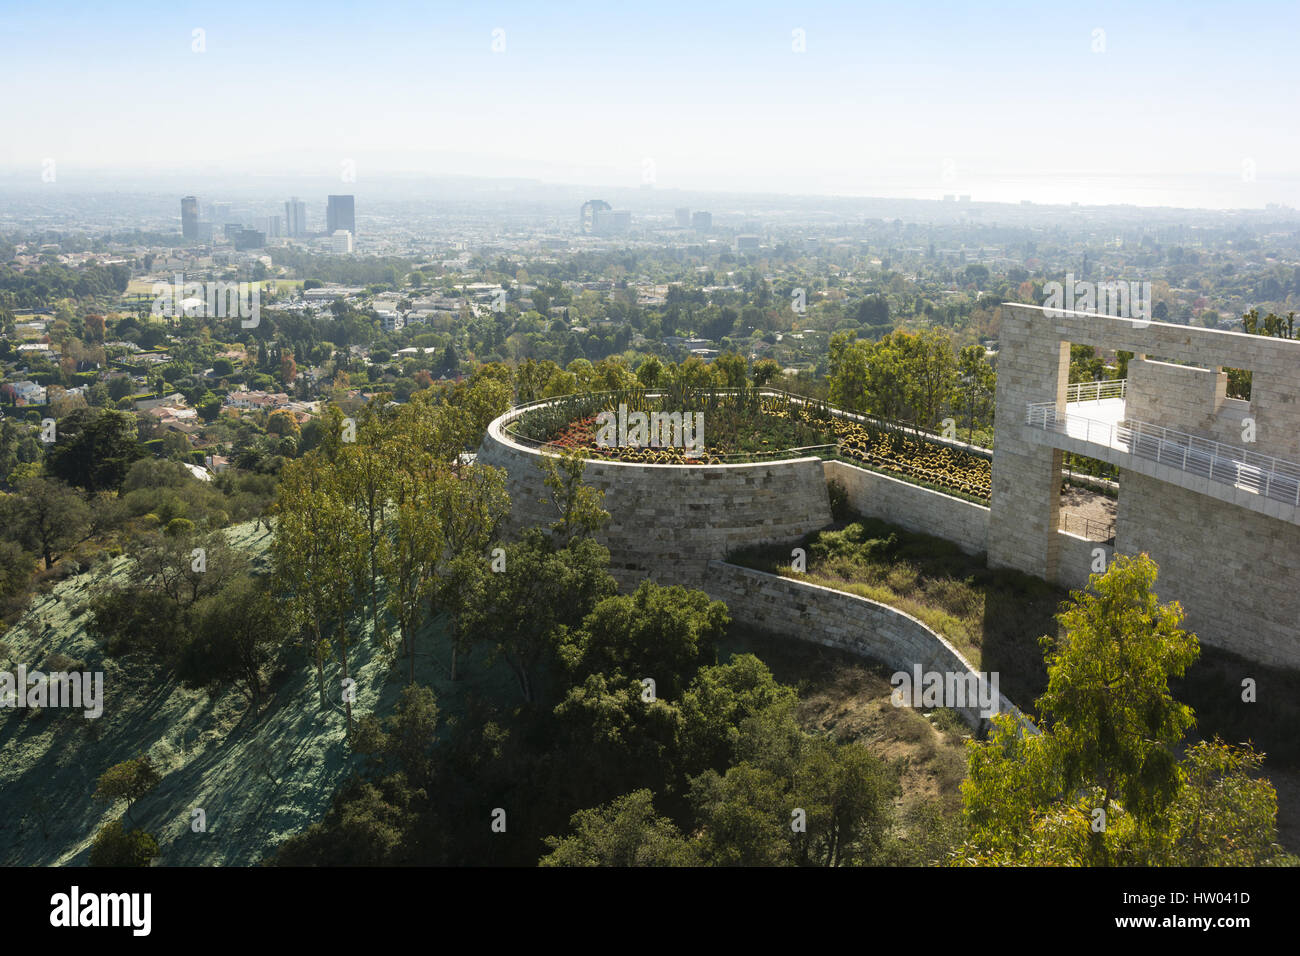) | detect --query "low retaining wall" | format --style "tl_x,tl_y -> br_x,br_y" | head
703,561 -> 1020,731
823,459 -> 991,555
